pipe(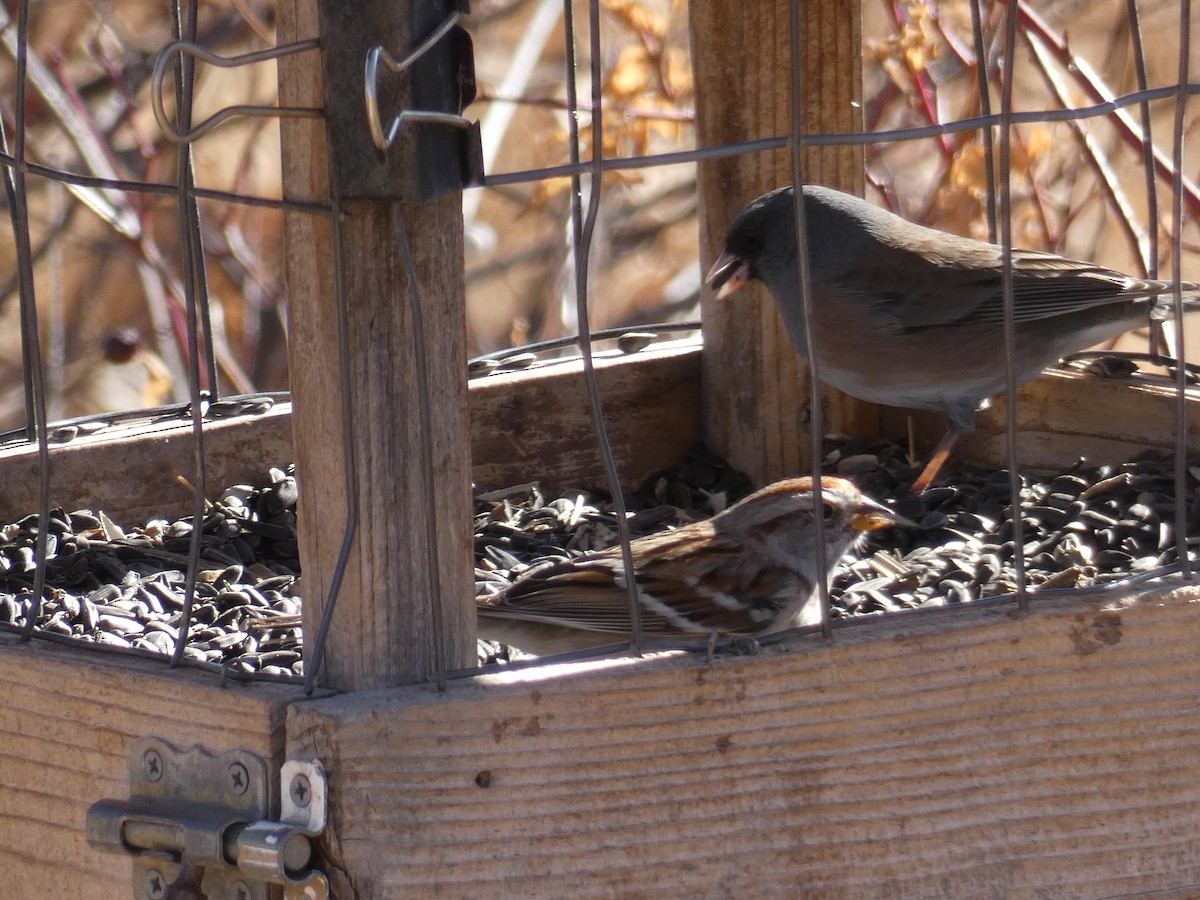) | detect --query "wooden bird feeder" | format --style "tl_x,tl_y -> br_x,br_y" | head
1,1 -> 1199,896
